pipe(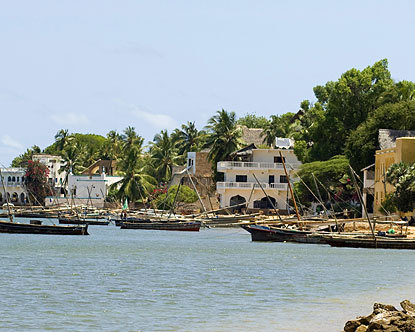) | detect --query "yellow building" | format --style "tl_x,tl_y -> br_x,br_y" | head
374,137 -> 415,215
